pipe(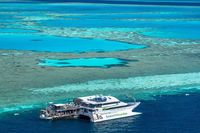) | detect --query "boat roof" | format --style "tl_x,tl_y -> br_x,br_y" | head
76,95 -> 119,105
53,104 -> 66,107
